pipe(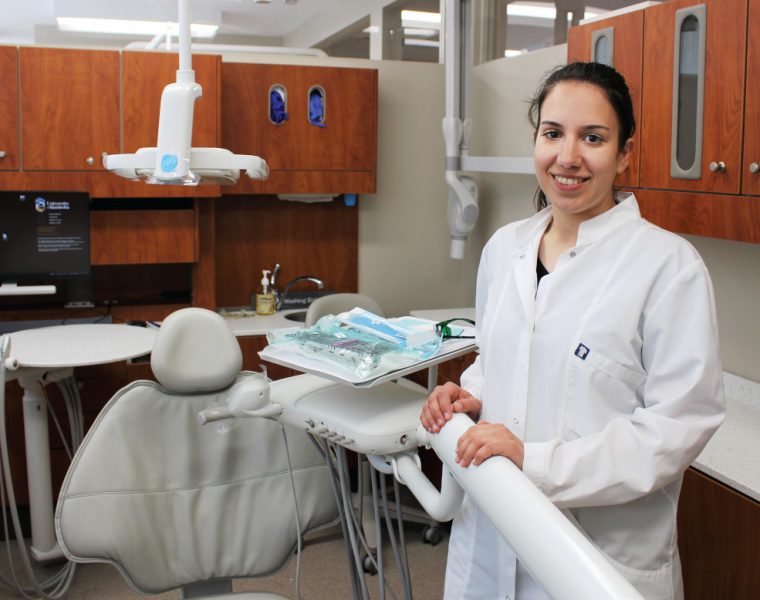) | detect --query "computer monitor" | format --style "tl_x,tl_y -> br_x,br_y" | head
0,191 -> 91,298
